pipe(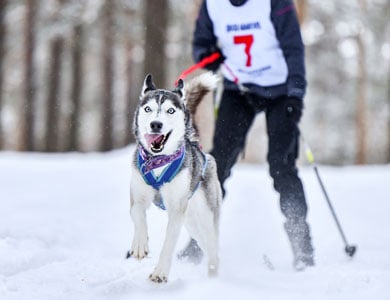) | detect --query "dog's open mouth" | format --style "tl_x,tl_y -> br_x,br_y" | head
144,131 -> 172,153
